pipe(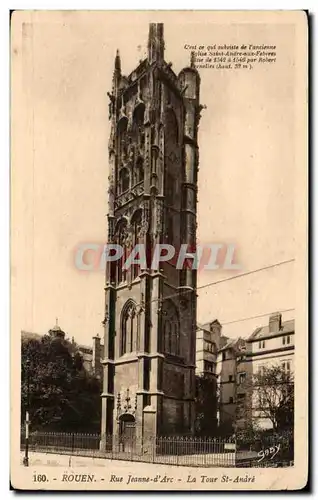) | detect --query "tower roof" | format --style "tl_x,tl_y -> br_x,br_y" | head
49,318 -> 65,339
